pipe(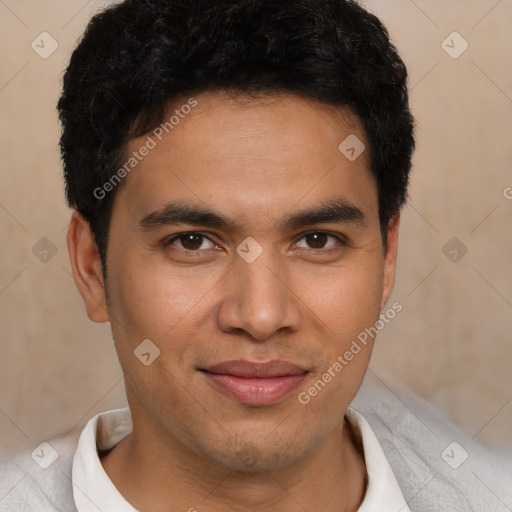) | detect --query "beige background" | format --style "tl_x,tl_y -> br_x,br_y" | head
0,0 -> 511,455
